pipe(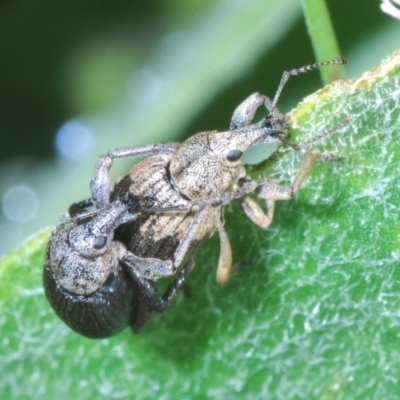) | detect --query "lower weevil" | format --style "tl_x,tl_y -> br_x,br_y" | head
44,147 -> 193,338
